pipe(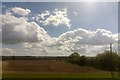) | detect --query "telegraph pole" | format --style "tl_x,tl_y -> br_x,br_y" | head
110,43 -> 115,78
